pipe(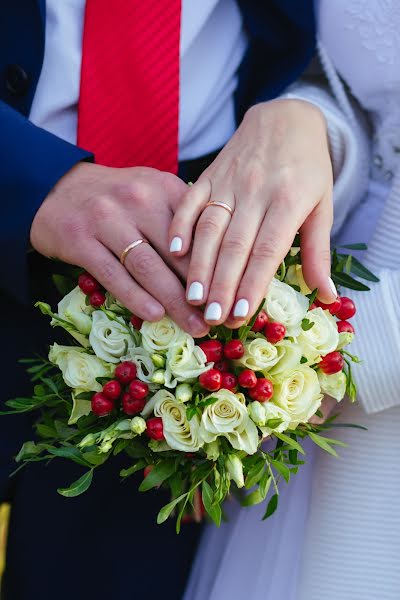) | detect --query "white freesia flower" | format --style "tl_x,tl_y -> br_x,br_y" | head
236,338 -> 280,372
285,264 -> 312,295
205,440 -> 220,461
123,347 -> 155,383
273,366 -> 323,428
298,308 -> 339,363
52,286 -> 92,346
268,340 -> 303,377
140,317 -> 186,353
175,383 -> 193,403
164,334 -> 210,388
49,343 -> 111,392
225,454 -> 244,488
248,401 -> 267,427
154,393 -> 202,452
89,310 -> 134,363
259,403 -> 292,437
318,370 -> 347,402
264,278 -> 309,336
199,390 -> 259,455
337,331 -> 354,350
131,416 -> 146,435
